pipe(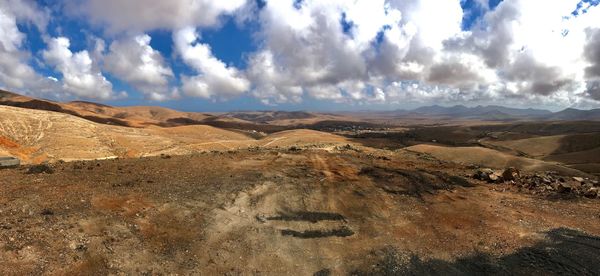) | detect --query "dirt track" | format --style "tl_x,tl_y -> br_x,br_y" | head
1,148 -> 599,274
